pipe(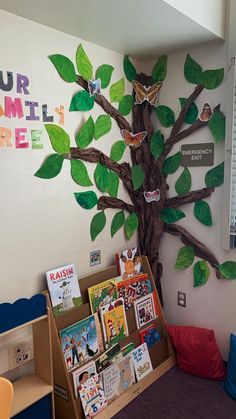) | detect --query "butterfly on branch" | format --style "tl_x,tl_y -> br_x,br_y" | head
88,78 -> 101,96
144,189 -> 161,203
132,80 -> 162,107
199,103 -> 213,122
121,130 -> 147,148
